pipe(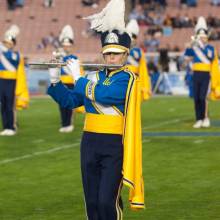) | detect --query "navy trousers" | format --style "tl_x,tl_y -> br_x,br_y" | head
193,71 -> 210,121
81,131 -> 123,220
59,83 -> 74,127
0,79 -> 16,130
